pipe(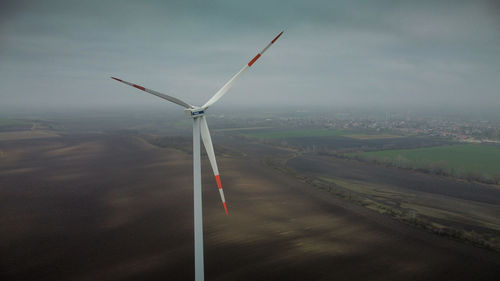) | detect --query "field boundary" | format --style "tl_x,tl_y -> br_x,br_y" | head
261,152 -> 500,252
